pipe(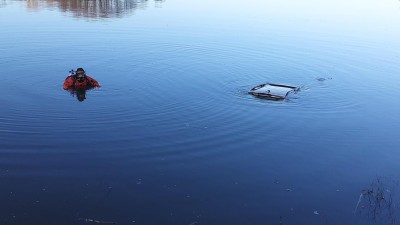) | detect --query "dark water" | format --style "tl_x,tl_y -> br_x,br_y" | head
1,0 -> 400,224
